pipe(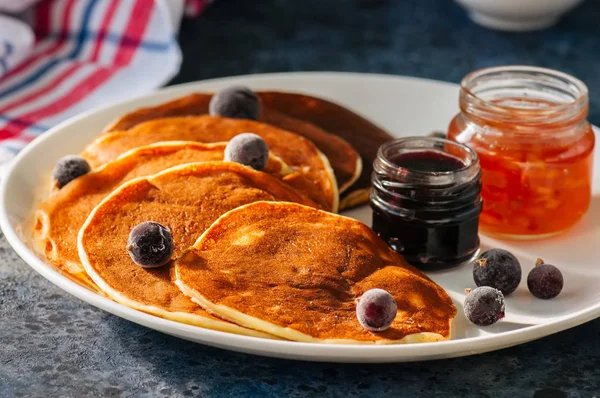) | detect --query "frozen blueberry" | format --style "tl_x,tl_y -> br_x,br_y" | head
209,86 -> 260,120
356,288 -> 397,331
224,133 -> 269,171
527,259 -> 563,299
473,248 -> 522,295
52,155 -> 91,188
127,222 -> 174,268
464,286 -> 505,326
